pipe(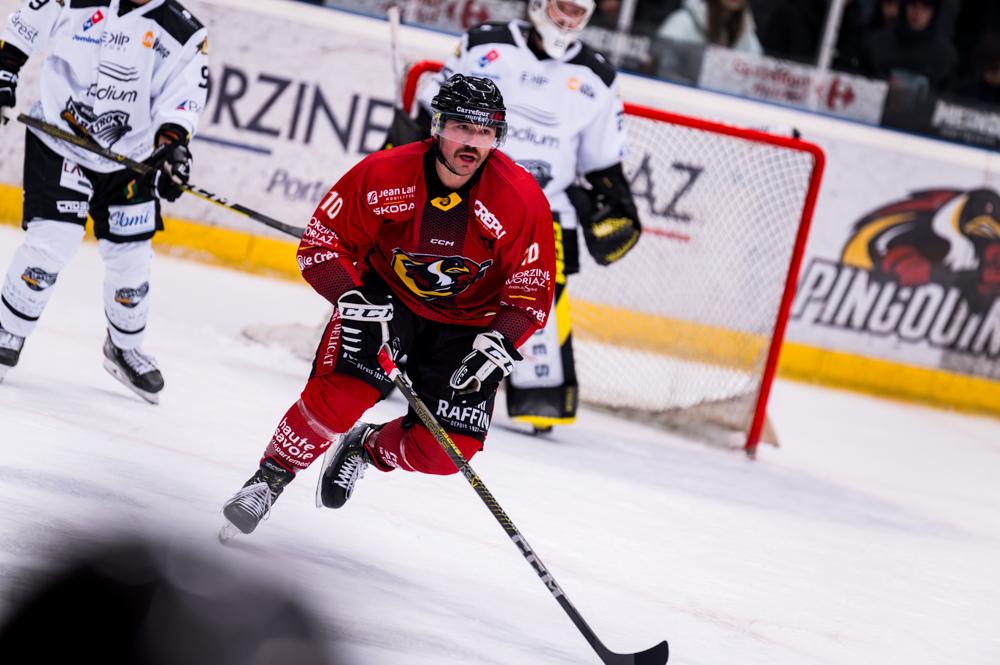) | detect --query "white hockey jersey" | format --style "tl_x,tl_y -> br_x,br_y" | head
2,0 -> 207,173
417,20 -> 626,228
